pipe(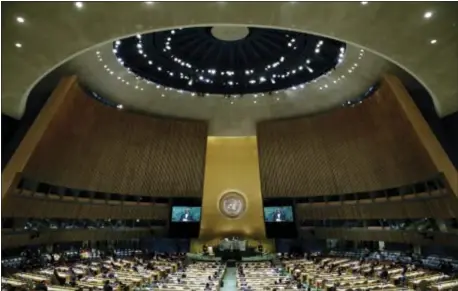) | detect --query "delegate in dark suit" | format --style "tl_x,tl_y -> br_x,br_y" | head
270,209 -> 286,222
179,209 -> 195,222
